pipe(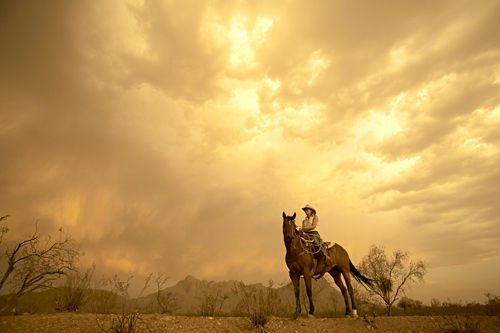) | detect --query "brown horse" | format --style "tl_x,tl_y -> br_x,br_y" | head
282,212 -> 372,317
